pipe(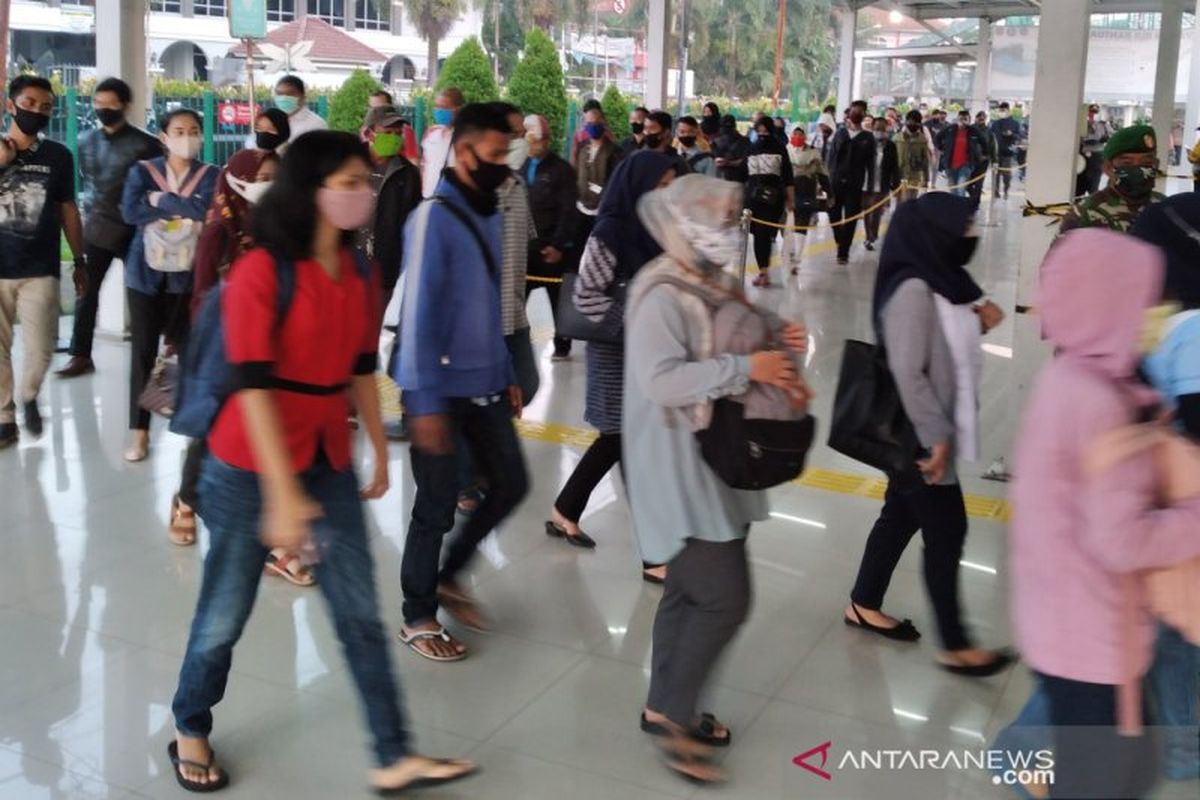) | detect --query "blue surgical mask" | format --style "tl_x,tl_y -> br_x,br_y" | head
585,123 -> 605,140
274,94 -> 300,115
433,108 -> 454,126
